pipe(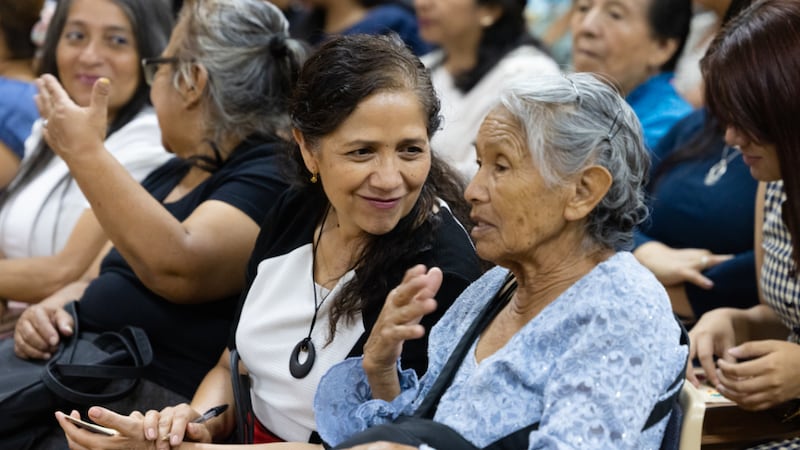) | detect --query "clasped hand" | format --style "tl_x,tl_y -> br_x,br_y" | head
714,340 -> 800,411
57,404 -> 212,450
